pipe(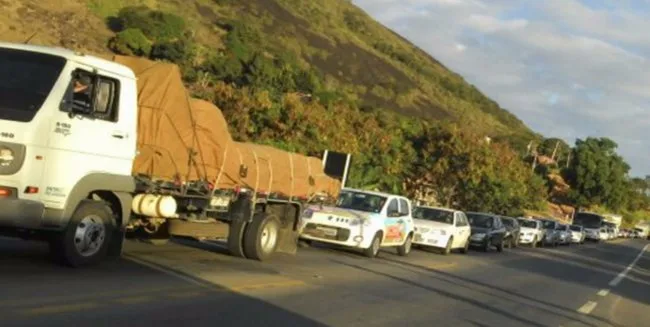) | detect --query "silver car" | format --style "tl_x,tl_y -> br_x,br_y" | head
539,219 -> 560,247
